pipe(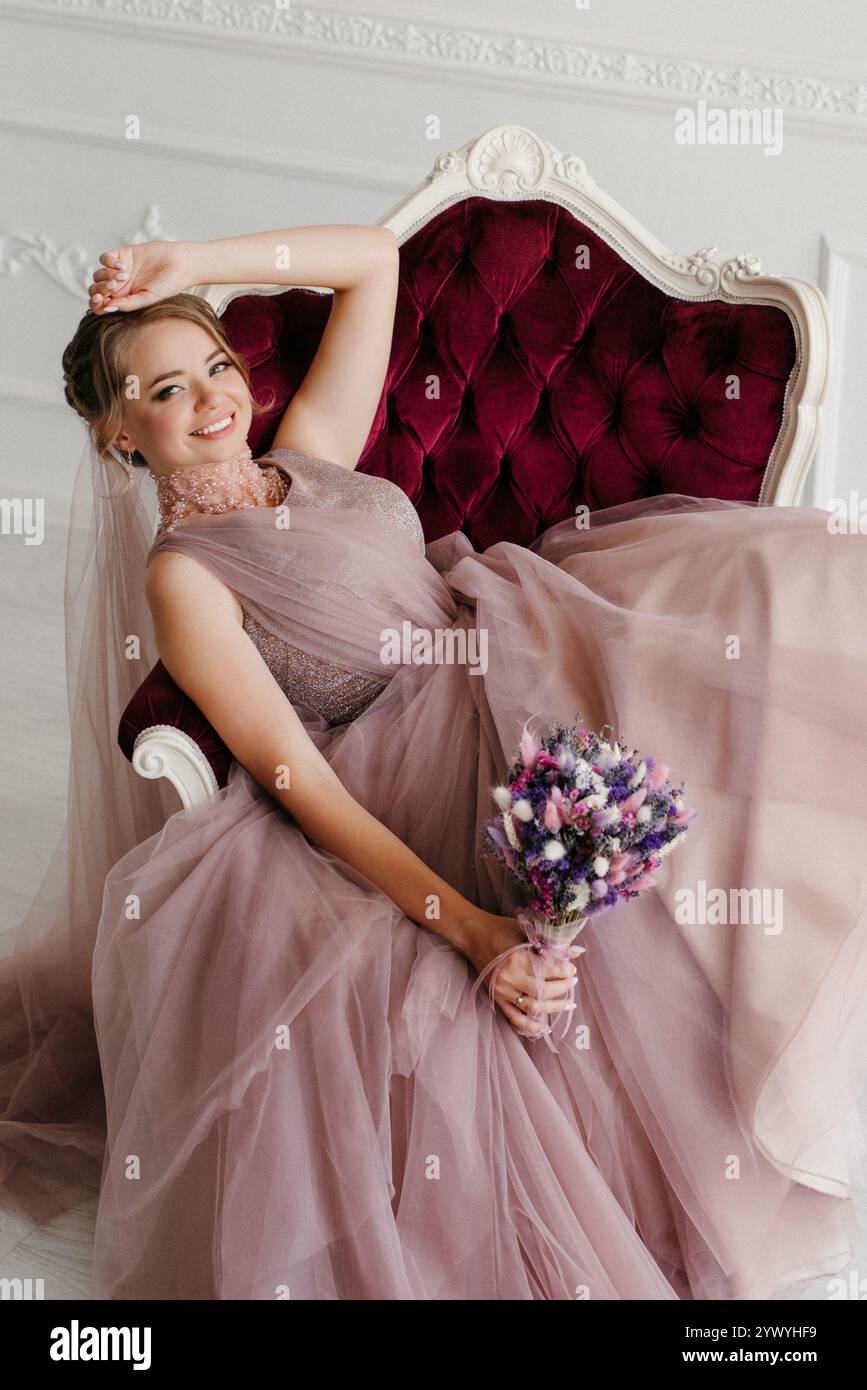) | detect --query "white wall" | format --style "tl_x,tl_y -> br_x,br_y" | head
2,0 -> 866,918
